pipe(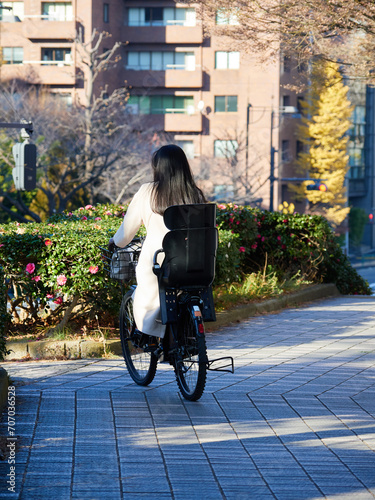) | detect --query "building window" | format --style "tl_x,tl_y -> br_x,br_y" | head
213,184 -> 234,201
281,140 -> 291,162
296,140 -> 304,158
2,47 -> 23,64
103,3 -> 109,23
282,95 -> 291,107
297,96 -> 304,114
41,2 -> 73,21
128,7 -> 196,27
214,140 -> 238,158
176,141 -> 194,159
51,92 -> 73,106
127,95 -> 194,115
215,8 -> 239,25
348,104 -> 366,180
126,51 -> 195,71
282,55 -> 291,73
0,2 -> 24,21
215,51 -> 240,69
215,96 -> 237,113
41,48 -> 72,65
